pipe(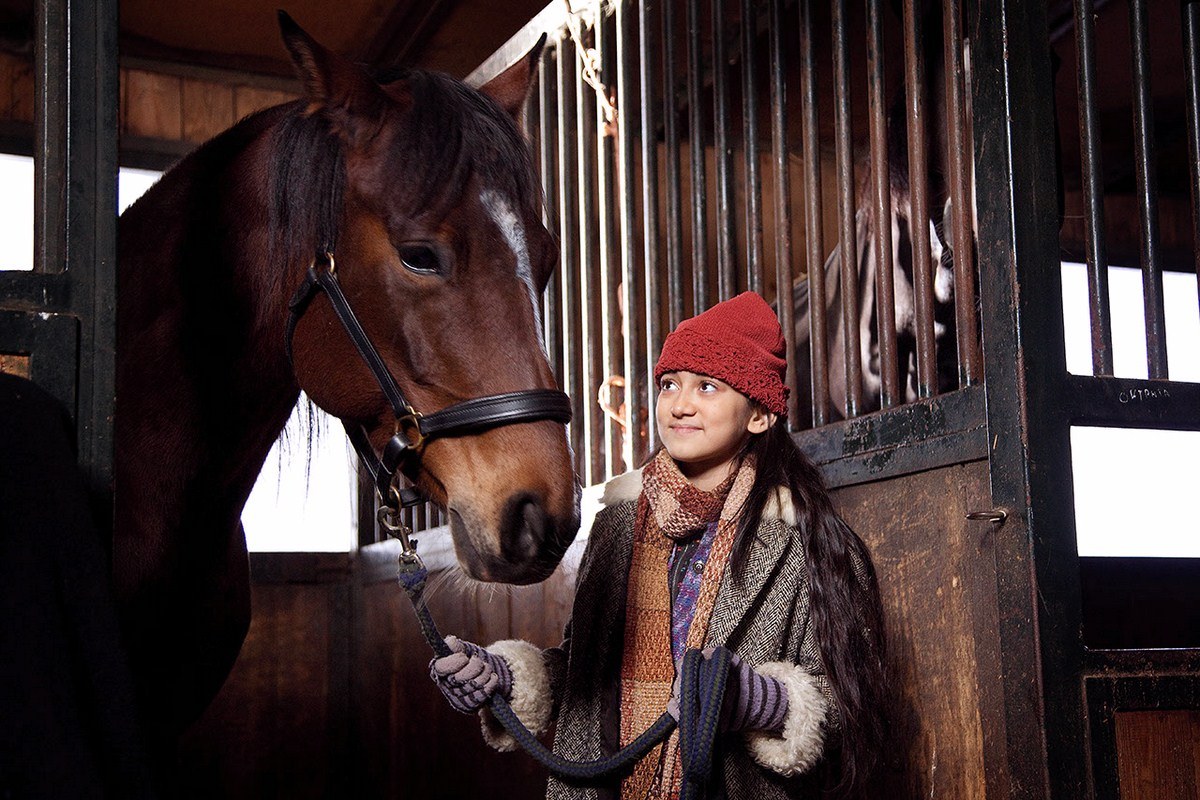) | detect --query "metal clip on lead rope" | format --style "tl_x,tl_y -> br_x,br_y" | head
378,486 -> 422,566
